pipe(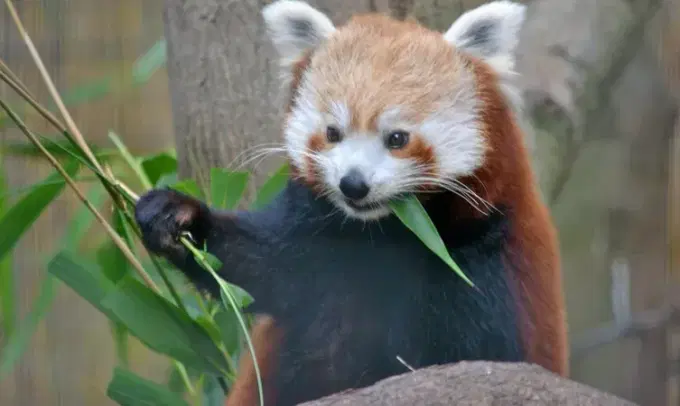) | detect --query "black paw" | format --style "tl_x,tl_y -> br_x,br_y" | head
135,188 -> 210,258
